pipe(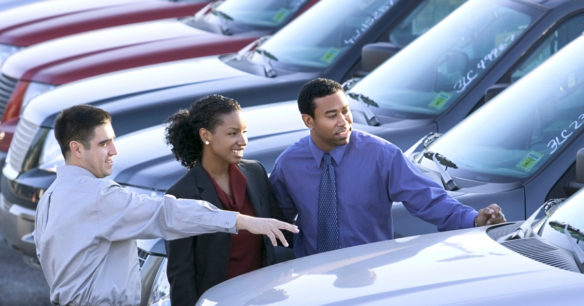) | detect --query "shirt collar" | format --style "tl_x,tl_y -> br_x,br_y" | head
57,164 -> 98,179
308,136 -> 349,167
